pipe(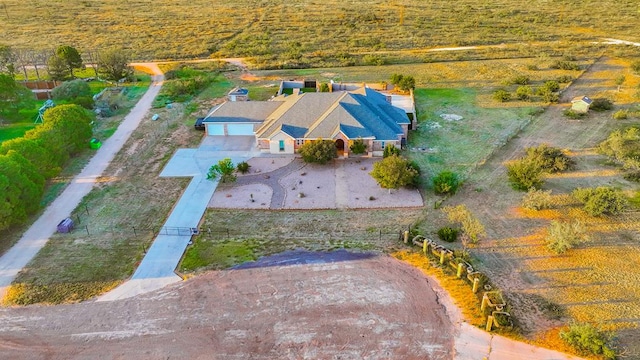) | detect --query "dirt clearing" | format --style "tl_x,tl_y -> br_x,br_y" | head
0,252 -> 453,359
